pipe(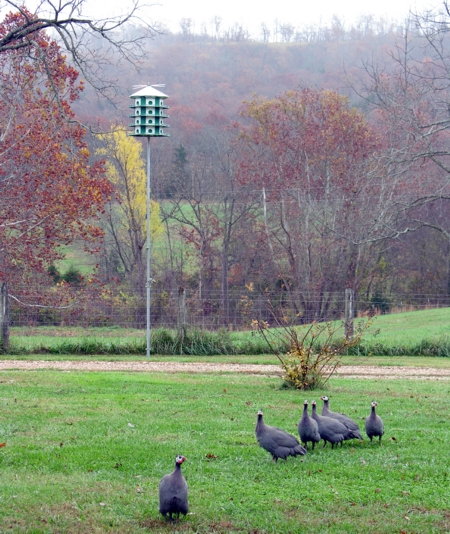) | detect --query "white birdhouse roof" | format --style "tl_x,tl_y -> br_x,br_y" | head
130,86 -> 168,98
